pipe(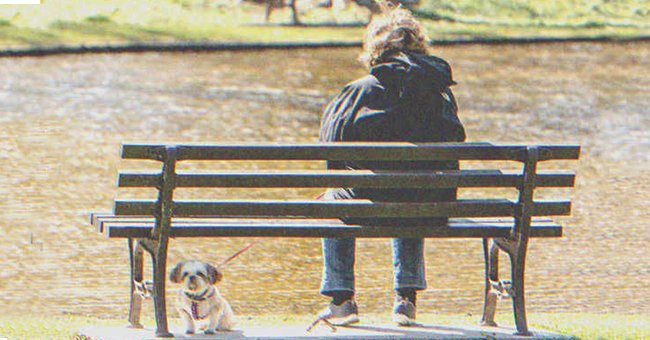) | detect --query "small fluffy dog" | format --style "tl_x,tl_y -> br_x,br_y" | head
170,260 -> 236,334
